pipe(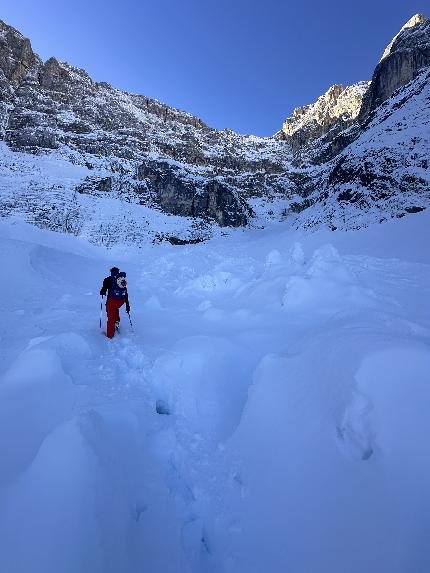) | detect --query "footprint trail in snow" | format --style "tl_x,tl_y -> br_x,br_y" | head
0,212 -> 430,573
